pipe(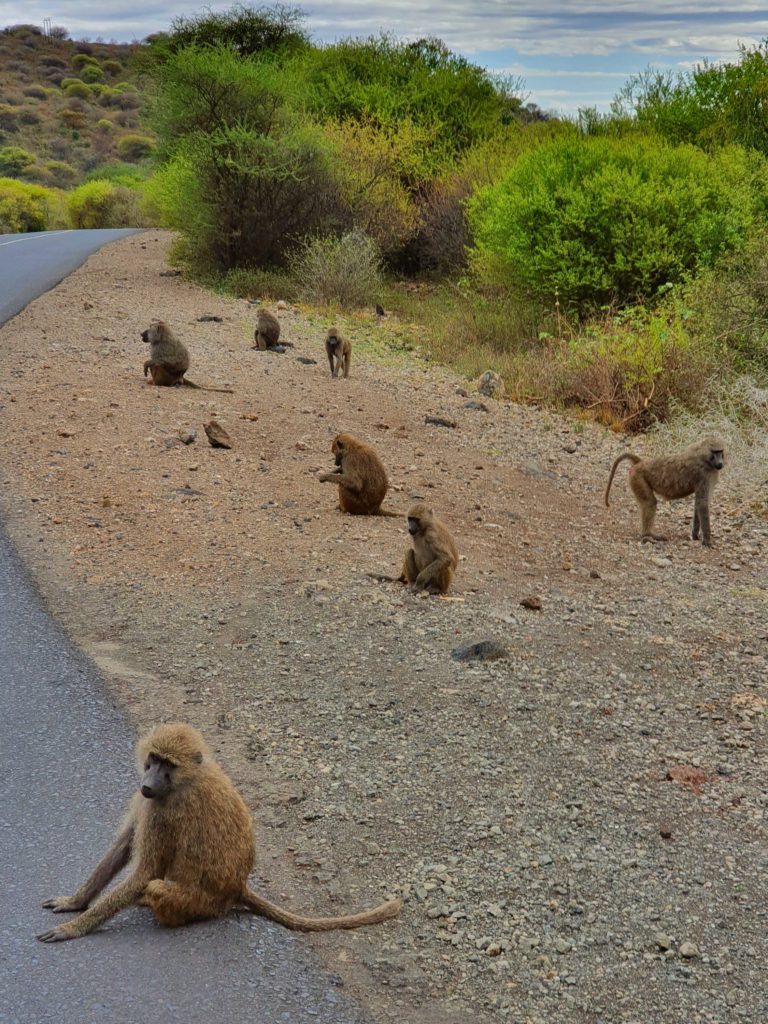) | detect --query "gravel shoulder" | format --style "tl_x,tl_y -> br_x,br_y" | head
0,232 -> 766,1024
